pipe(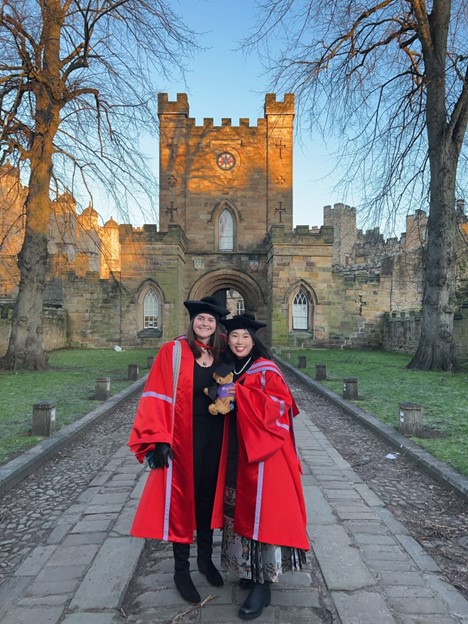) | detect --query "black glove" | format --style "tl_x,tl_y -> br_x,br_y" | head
146,443 -> 173,469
